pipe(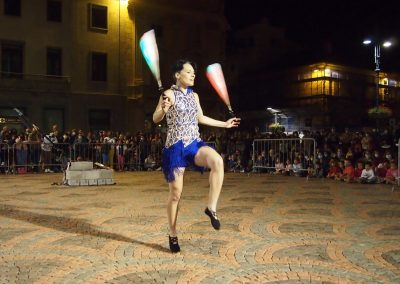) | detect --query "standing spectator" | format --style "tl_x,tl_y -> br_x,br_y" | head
28,127 -> 41,172
116,138 -> 127,171
41,132 -> 58,173
15,134 -> 28,174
